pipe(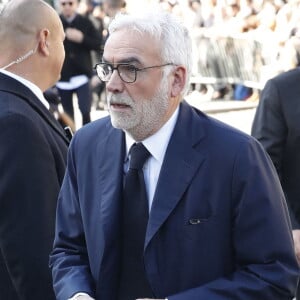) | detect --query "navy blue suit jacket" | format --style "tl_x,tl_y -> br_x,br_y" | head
0,72 -> 69,299
50,101 -> 299,299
